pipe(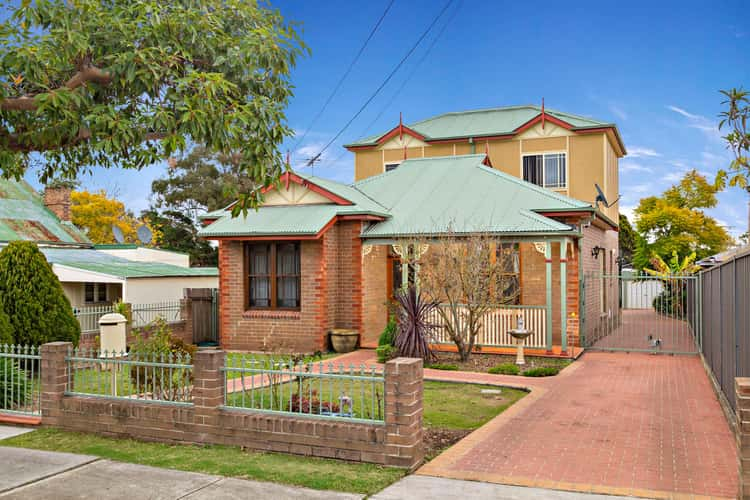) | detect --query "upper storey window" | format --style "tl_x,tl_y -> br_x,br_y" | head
522,153 -> 566,189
